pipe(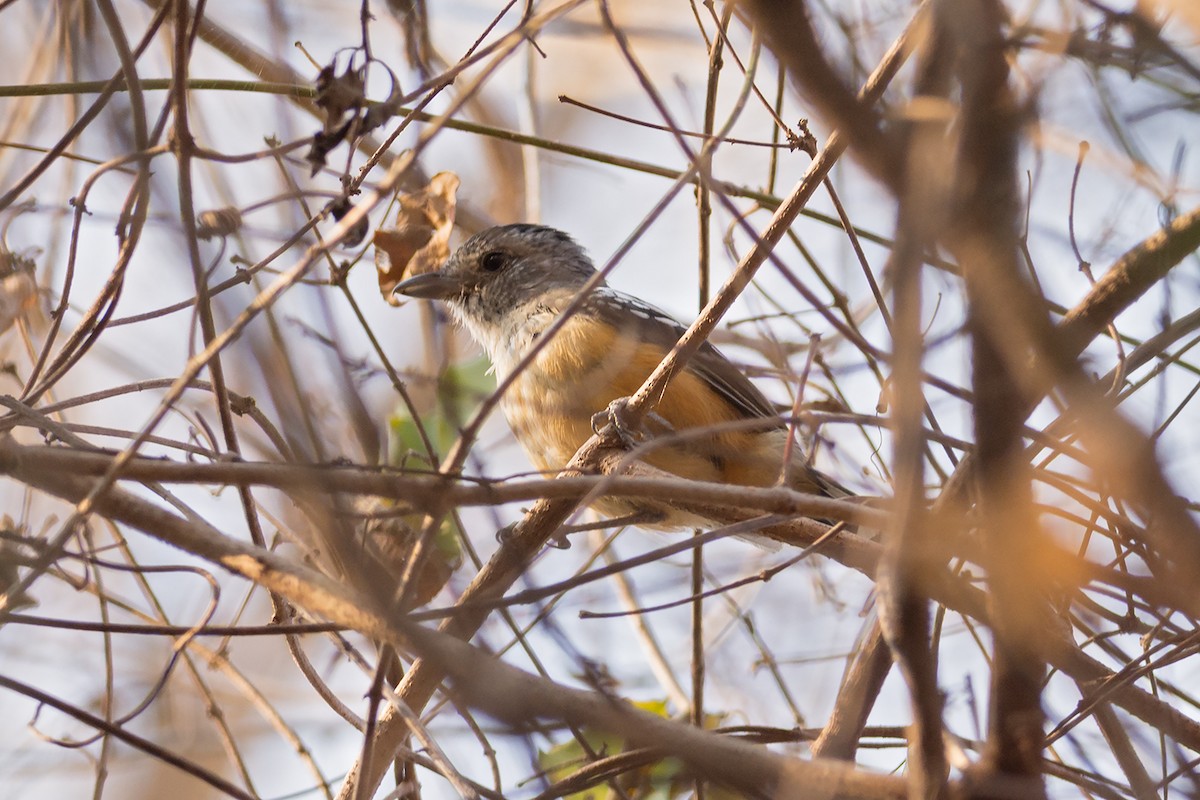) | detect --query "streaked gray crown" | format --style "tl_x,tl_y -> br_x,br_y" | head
442,224 -> 601,320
